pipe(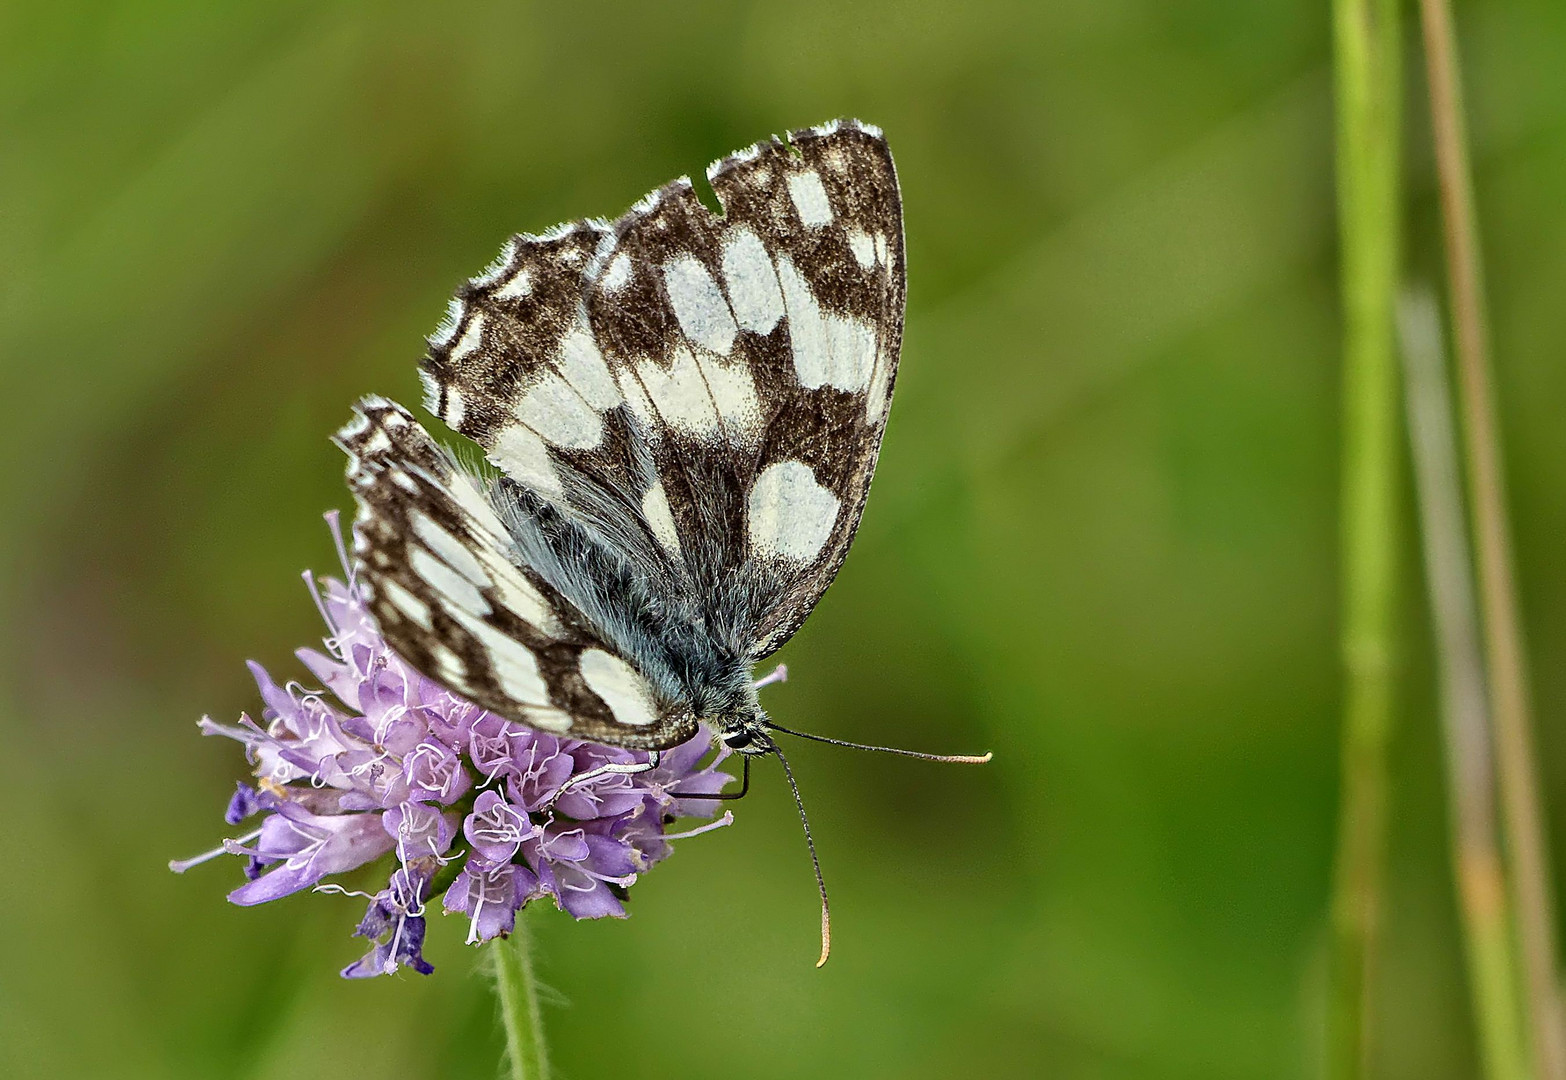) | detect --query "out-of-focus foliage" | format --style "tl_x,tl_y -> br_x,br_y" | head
2,2 -> 1564,1077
